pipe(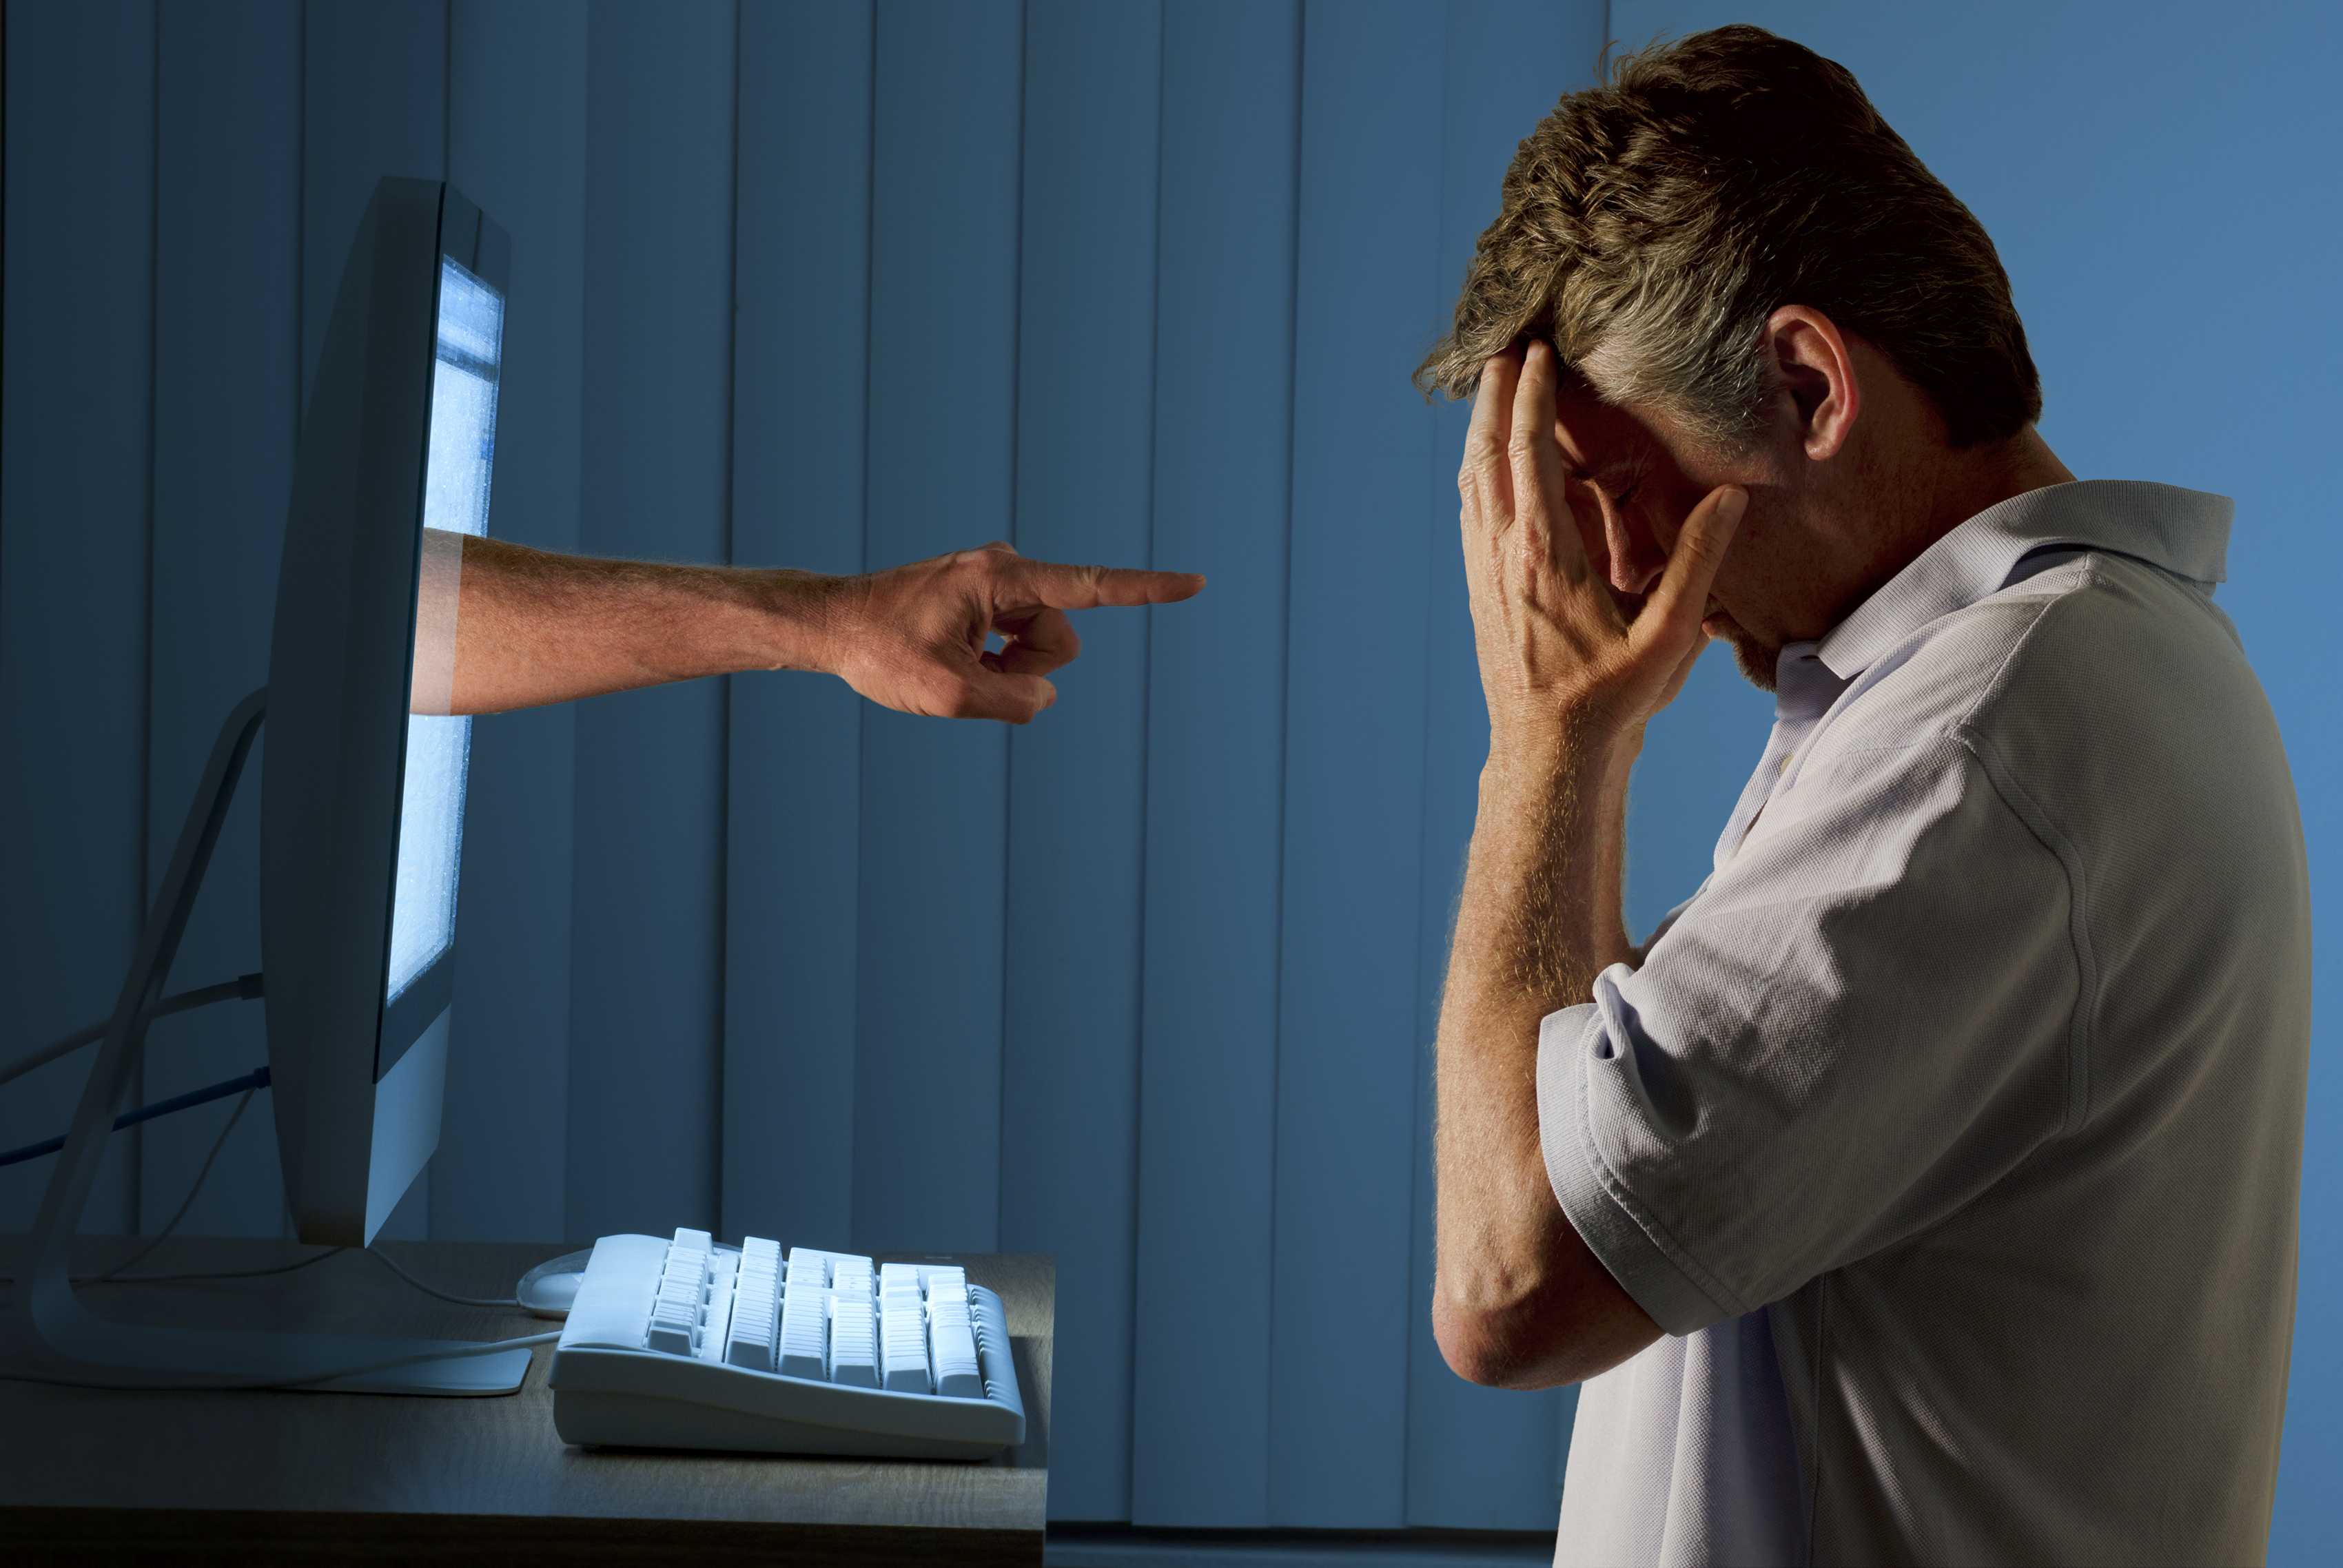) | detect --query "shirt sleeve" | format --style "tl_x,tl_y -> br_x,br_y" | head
1536,733 -> 2080,1336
